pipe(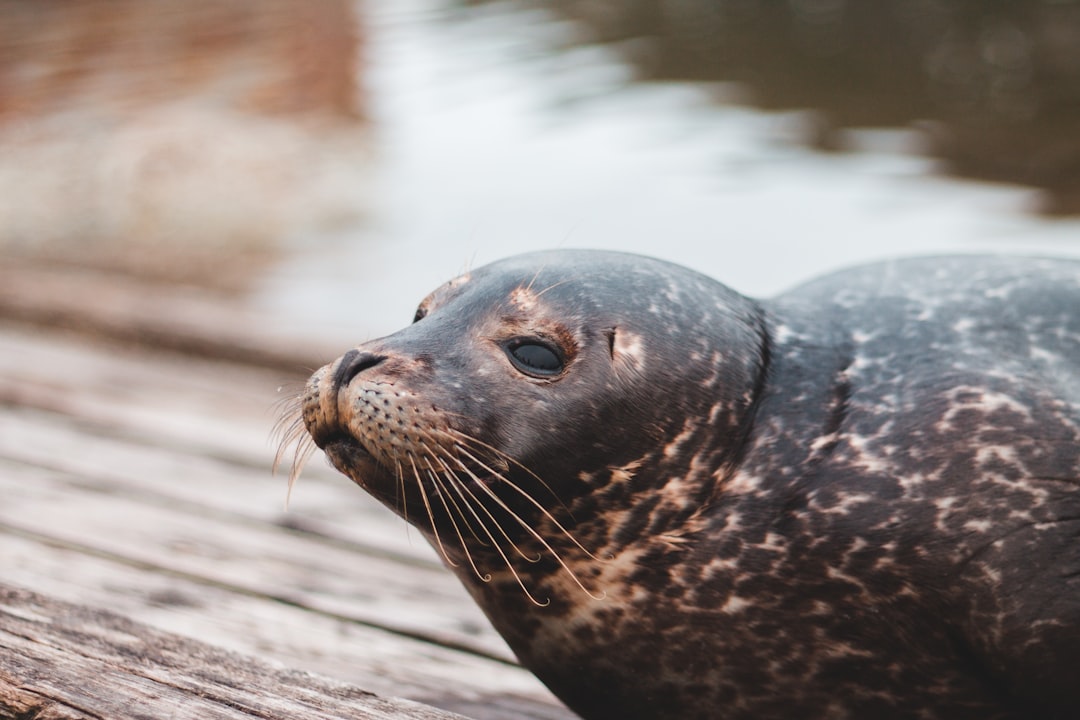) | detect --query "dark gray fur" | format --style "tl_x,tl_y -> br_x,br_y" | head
301,252 -> 1080,720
